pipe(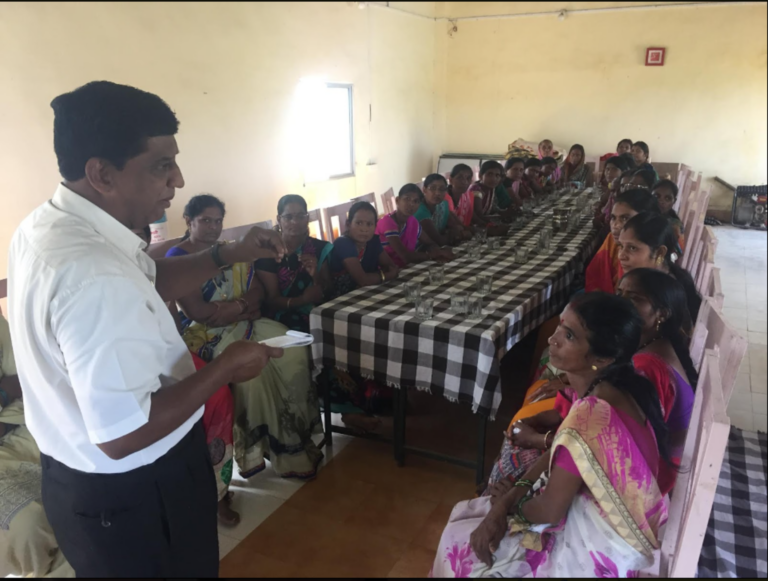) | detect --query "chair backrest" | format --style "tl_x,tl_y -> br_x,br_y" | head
682,186 -> 710,272
322,201 -> 355,242
380,187 -> 395,215
354,192 -> 377,212
708,267 -> 724,311
673,167 -> 690,214
693,226 -> 717,295
307,208 -> 327,241
0,278 -> 6,301
690,296 -> 748,404
658,349 -> 730,578
653,162 -> 681,184
679,172 -> 701,233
